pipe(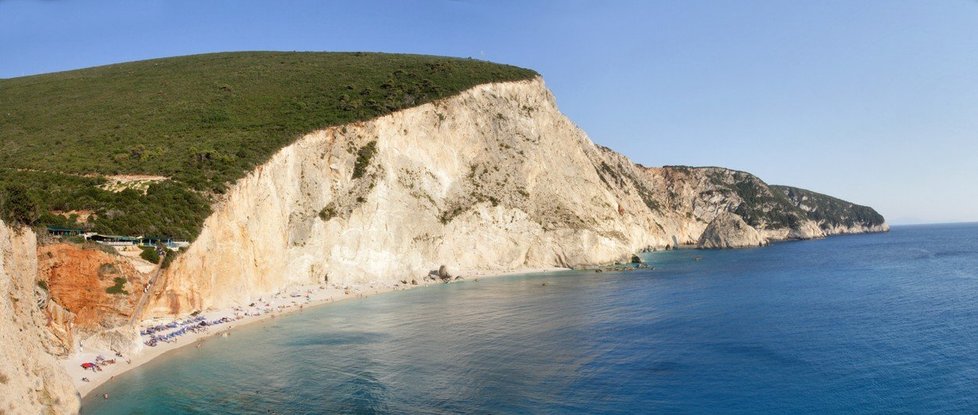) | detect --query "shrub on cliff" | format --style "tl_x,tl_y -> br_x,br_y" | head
319,205 -> 337,221
352,141 -> 378,179
0,184 -> 41,226
105,277 -> 128,295
139,246 -> 160,264
160,248 -> 177,269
